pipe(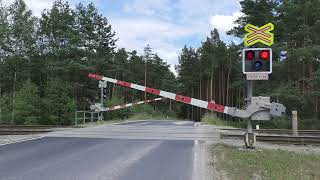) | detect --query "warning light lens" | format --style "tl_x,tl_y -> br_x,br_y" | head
260,50 -> 270,60
246,51 -> 255,60
254,61 -> 263,71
